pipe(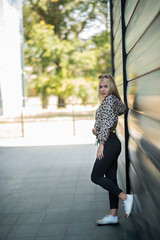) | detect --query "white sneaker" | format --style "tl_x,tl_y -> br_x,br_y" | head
96,214 -> 119,225
123,194 -> 133,218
